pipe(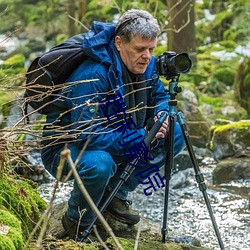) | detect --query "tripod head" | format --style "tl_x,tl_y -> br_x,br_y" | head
168,76 -> 182,100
